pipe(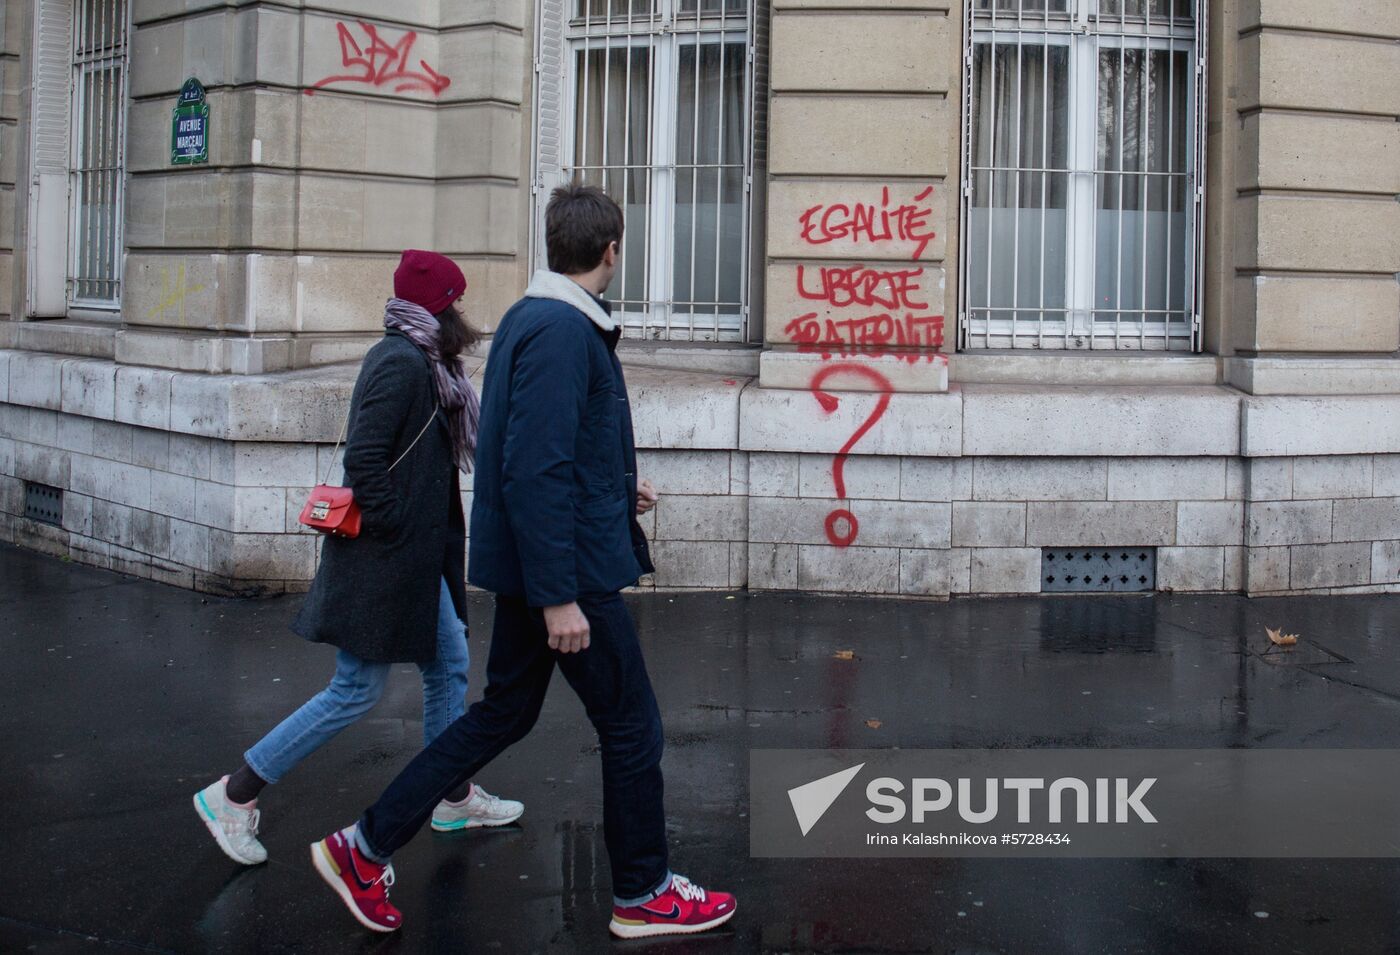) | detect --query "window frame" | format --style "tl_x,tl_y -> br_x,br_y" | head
532,0 -> 761,343
958,0 -> 1208,352
66,0 -> 130,317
